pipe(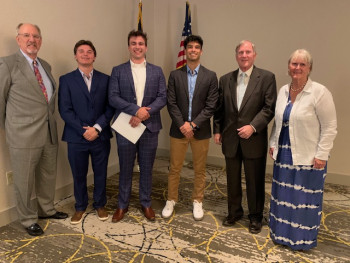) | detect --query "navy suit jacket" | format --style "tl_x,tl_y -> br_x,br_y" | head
58,69 -> 114,143
108,61 -> 167,133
